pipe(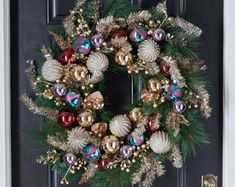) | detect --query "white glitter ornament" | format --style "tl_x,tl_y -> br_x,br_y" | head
138,39 -> 160,62
41,59 -> 64,81
149,131 -> 171,154
67,127 -> 89,149
109,115 -> 132,137
86,52 -> 109,73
